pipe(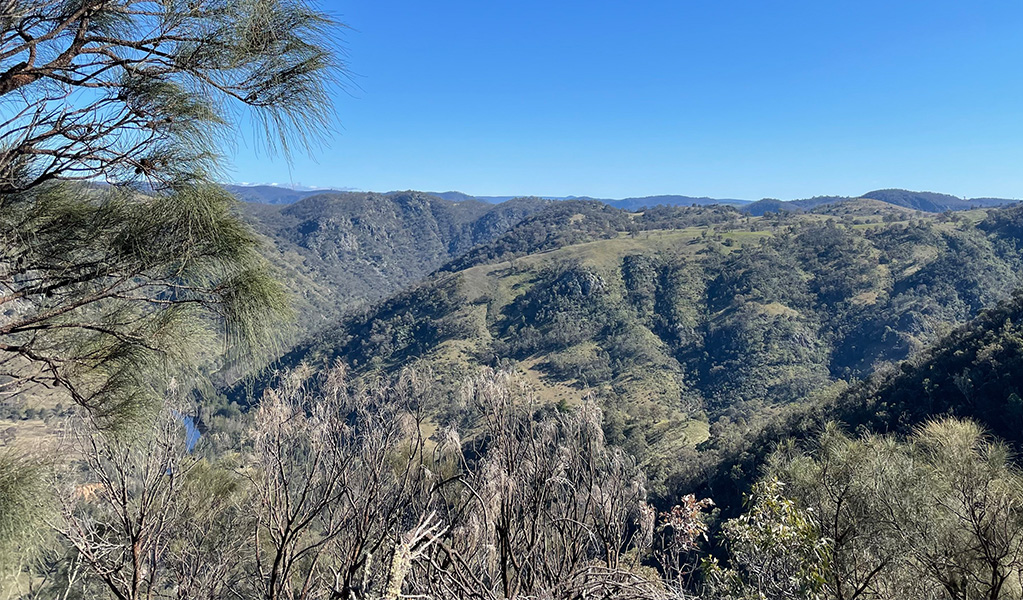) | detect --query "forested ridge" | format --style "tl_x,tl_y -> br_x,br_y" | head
240,200 -> 1023,495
